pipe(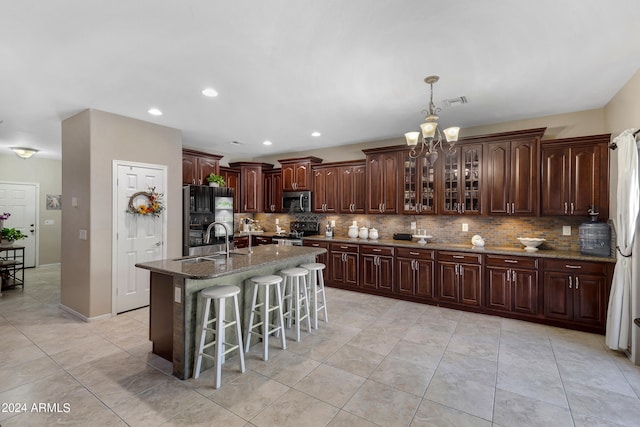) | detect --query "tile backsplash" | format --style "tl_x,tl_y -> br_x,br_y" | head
251,212 -> 616,255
